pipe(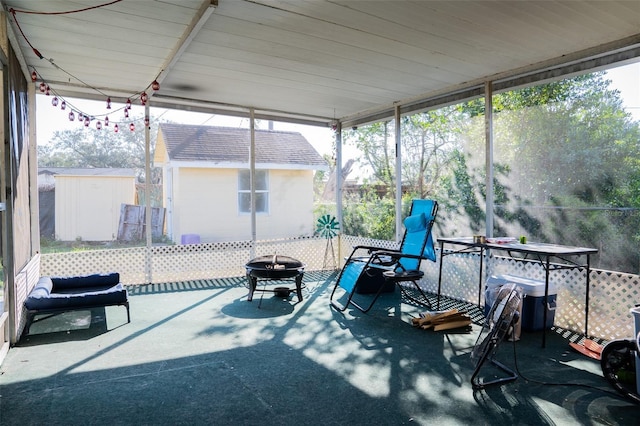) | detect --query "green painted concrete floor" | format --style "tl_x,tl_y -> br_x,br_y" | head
1,271 -> 638,425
